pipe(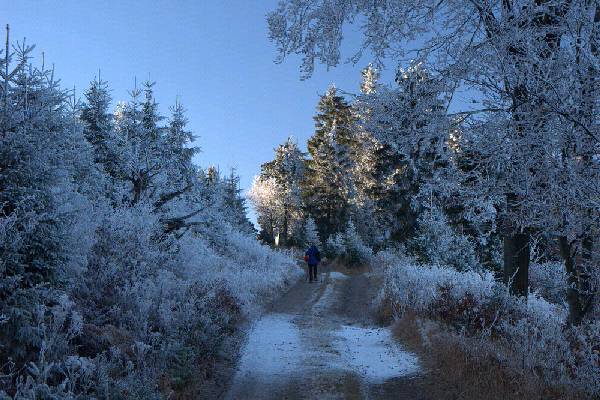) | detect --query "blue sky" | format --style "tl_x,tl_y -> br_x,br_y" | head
3,0 -> 397,220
